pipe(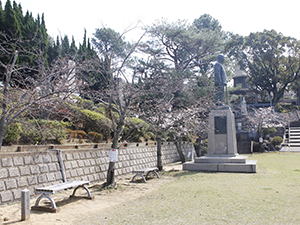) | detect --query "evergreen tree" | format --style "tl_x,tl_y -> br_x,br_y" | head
46,37 -> 59,65
69,35 -> 77,56
37,13 -> 48,53
4,0 -> 21,36
0,1 -> 5,30
61,35 -> 70,56
81,28 -> 87,51
22,11 -> 35,39
12,1 -> 23,31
